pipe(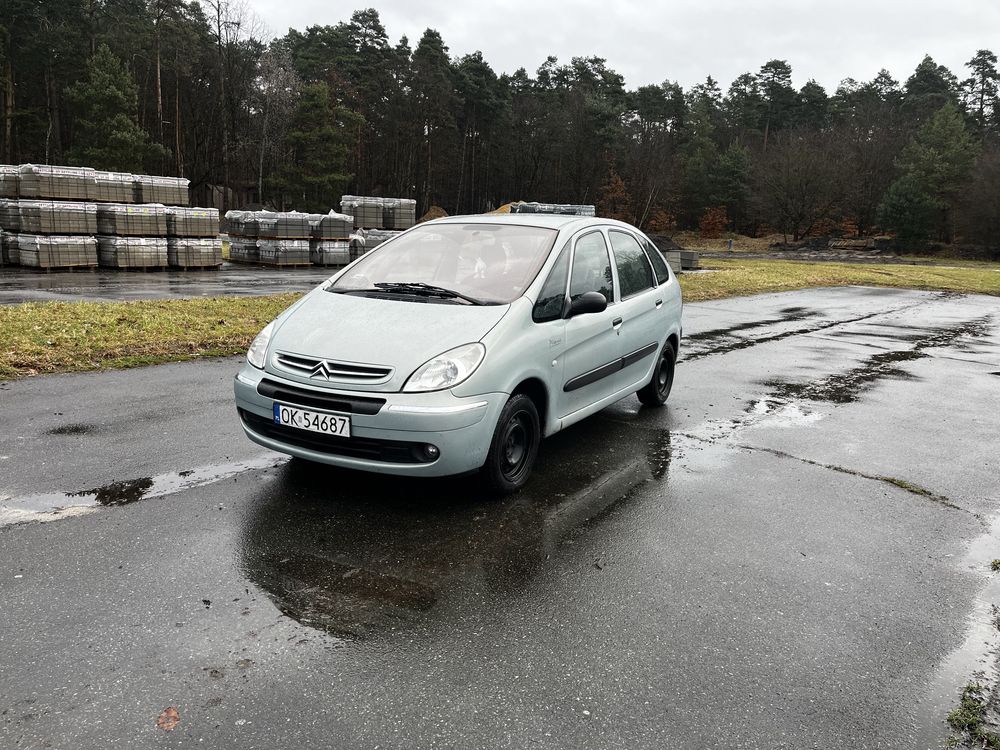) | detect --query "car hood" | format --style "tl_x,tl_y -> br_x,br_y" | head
265,290 -> 510,392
